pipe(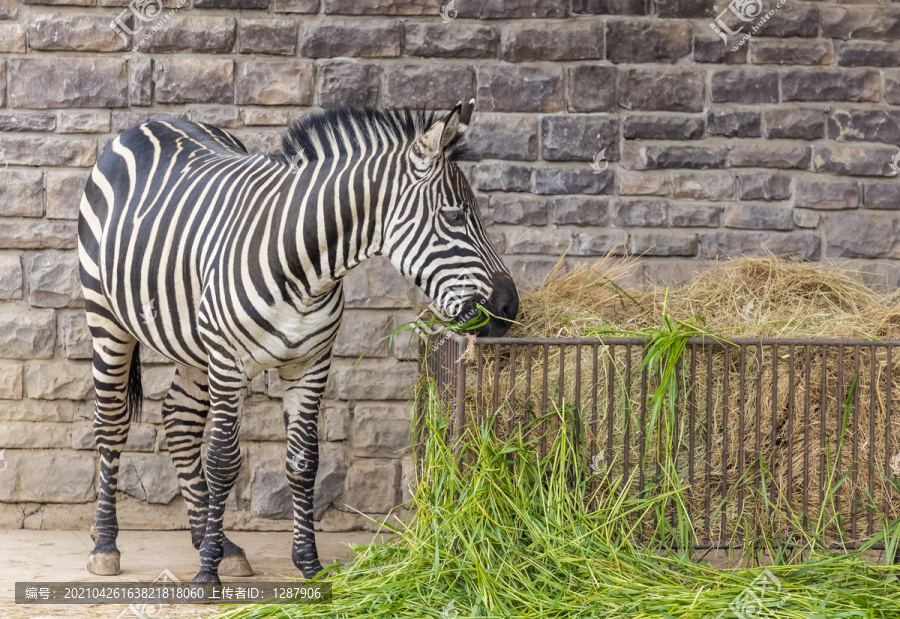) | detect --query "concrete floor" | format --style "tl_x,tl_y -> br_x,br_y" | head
0,530 -> 387,618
